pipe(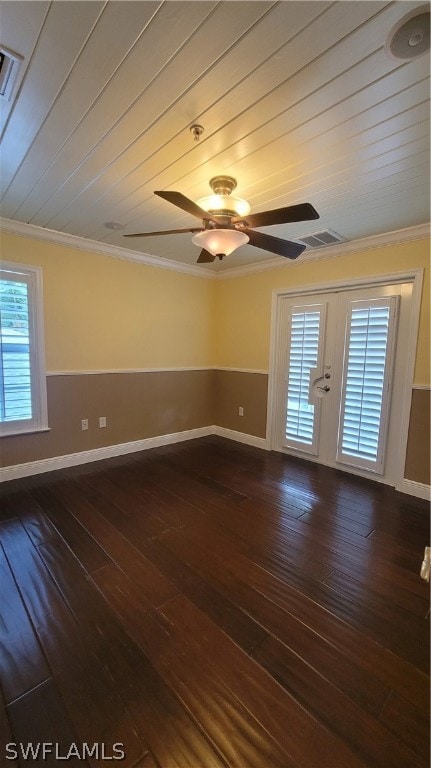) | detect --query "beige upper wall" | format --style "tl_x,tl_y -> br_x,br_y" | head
1,231 -> 429,384
214,238 -> 430,385
2,231 -> 216,371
